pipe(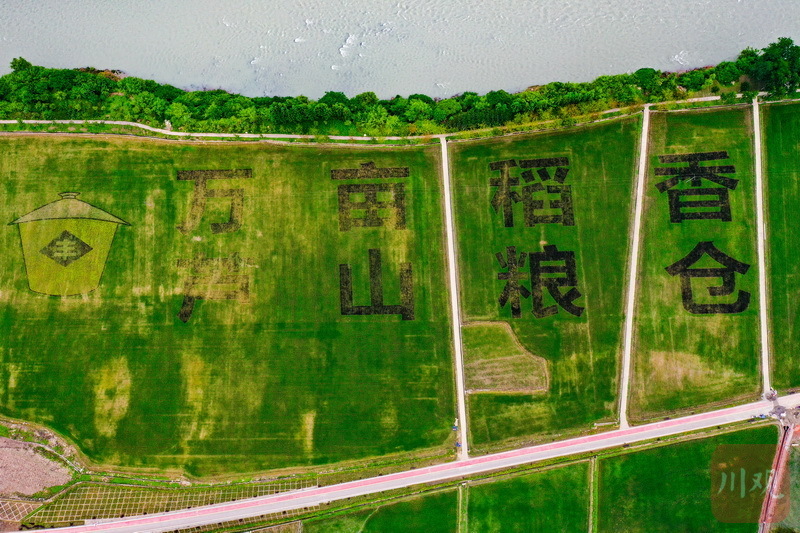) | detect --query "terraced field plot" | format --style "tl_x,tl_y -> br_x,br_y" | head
631,107 -> 761,420
762,101 -> 800,392
0,135 -> 454,476
449,117 -> 640,450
